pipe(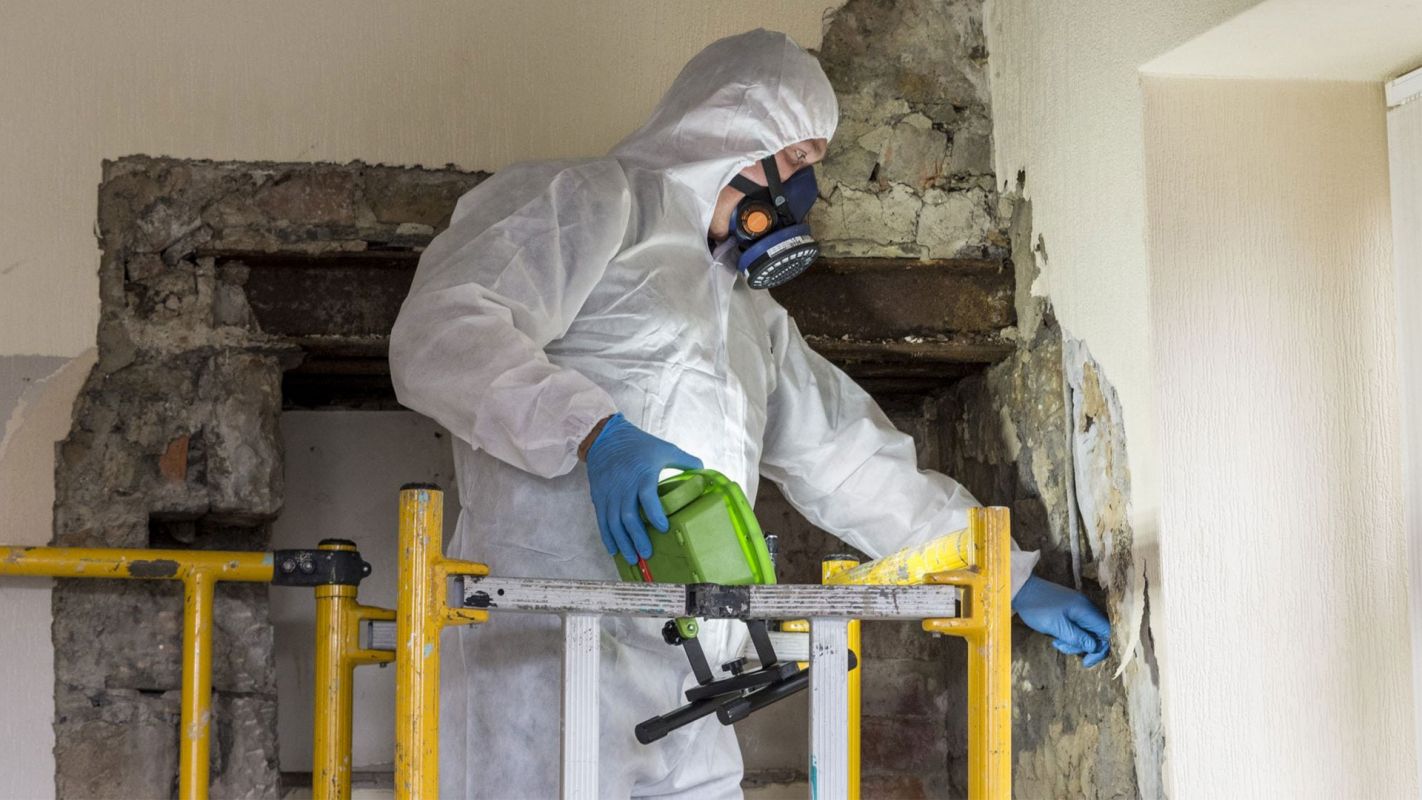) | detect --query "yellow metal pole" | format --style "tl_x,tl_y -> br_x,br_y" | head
923,507 -> 1012,800
395,484 -> 487,800
0,546 -> 274,582
313,581 -> 354,800
823,529 -> 973,587
822,557 -> 862,800
0,547 -> 273,800
179,573 -> 216,800
975,507 -> 1012,798
312,540 -> 396,800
